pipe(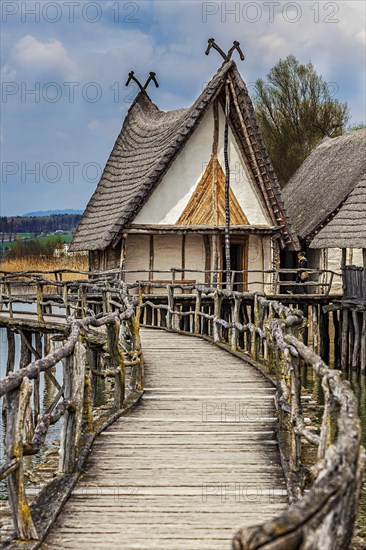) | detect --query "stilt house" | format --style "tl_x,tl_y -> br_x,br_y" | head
71,56 -> 298,291
282,129 -> 366,292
